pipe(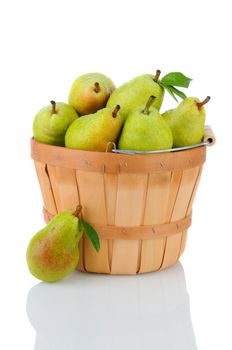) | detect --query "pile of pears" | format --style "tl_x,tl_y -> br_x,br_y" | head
33,70 -> 210,152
